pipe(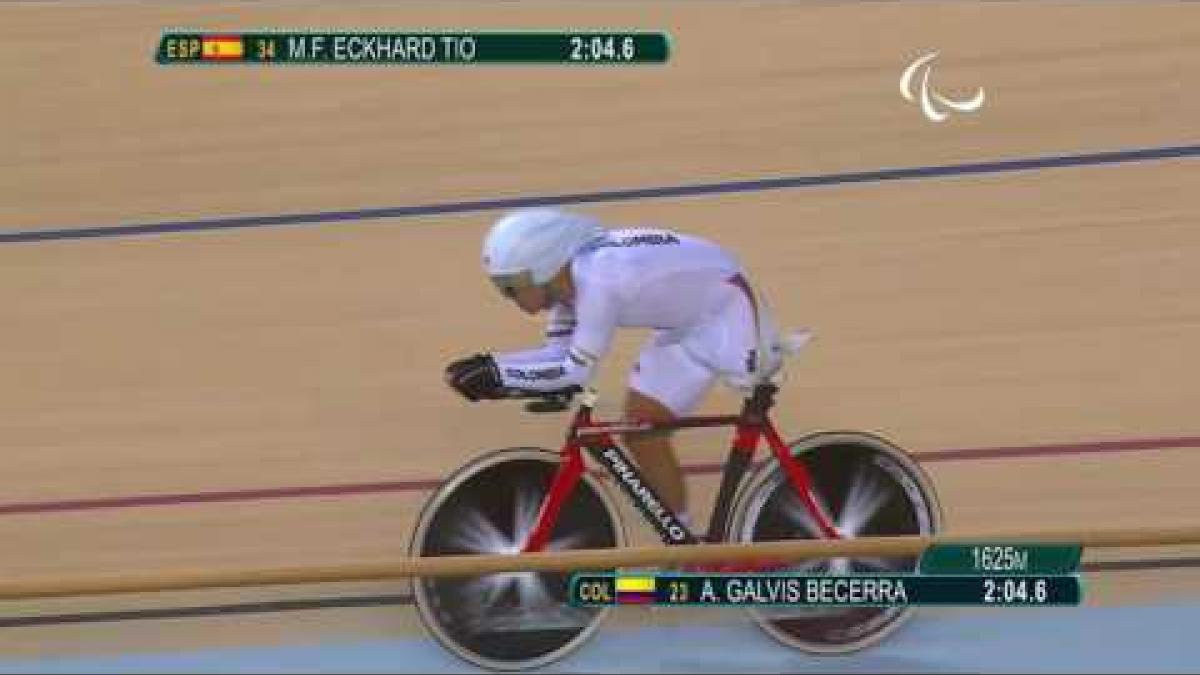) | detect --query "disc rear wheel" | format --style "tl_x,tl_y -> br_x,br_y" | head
727,431 -> 942,653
